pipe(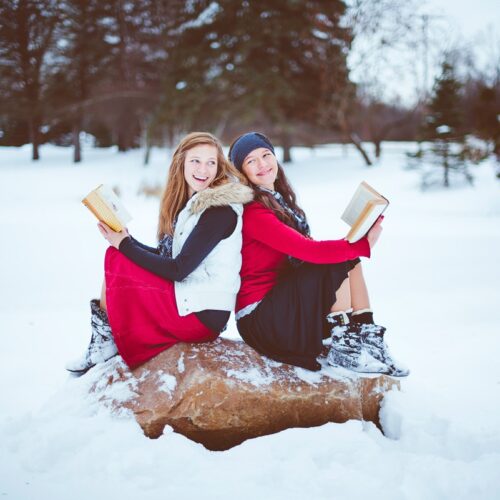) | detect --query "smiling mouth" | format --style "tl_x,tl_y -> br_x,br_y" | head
257,168 -> 272,176
193,175 -> 209,182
